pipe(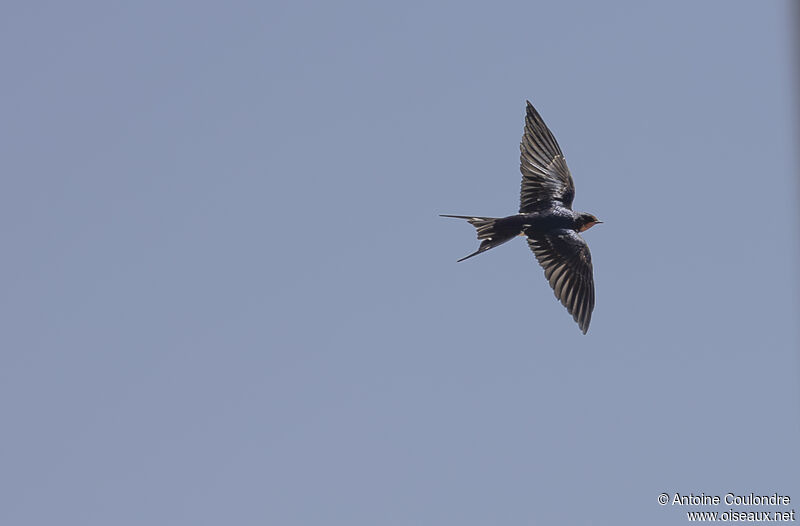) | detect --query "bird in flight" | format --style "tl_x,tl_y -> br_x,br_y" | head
442,101 -> 601,334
